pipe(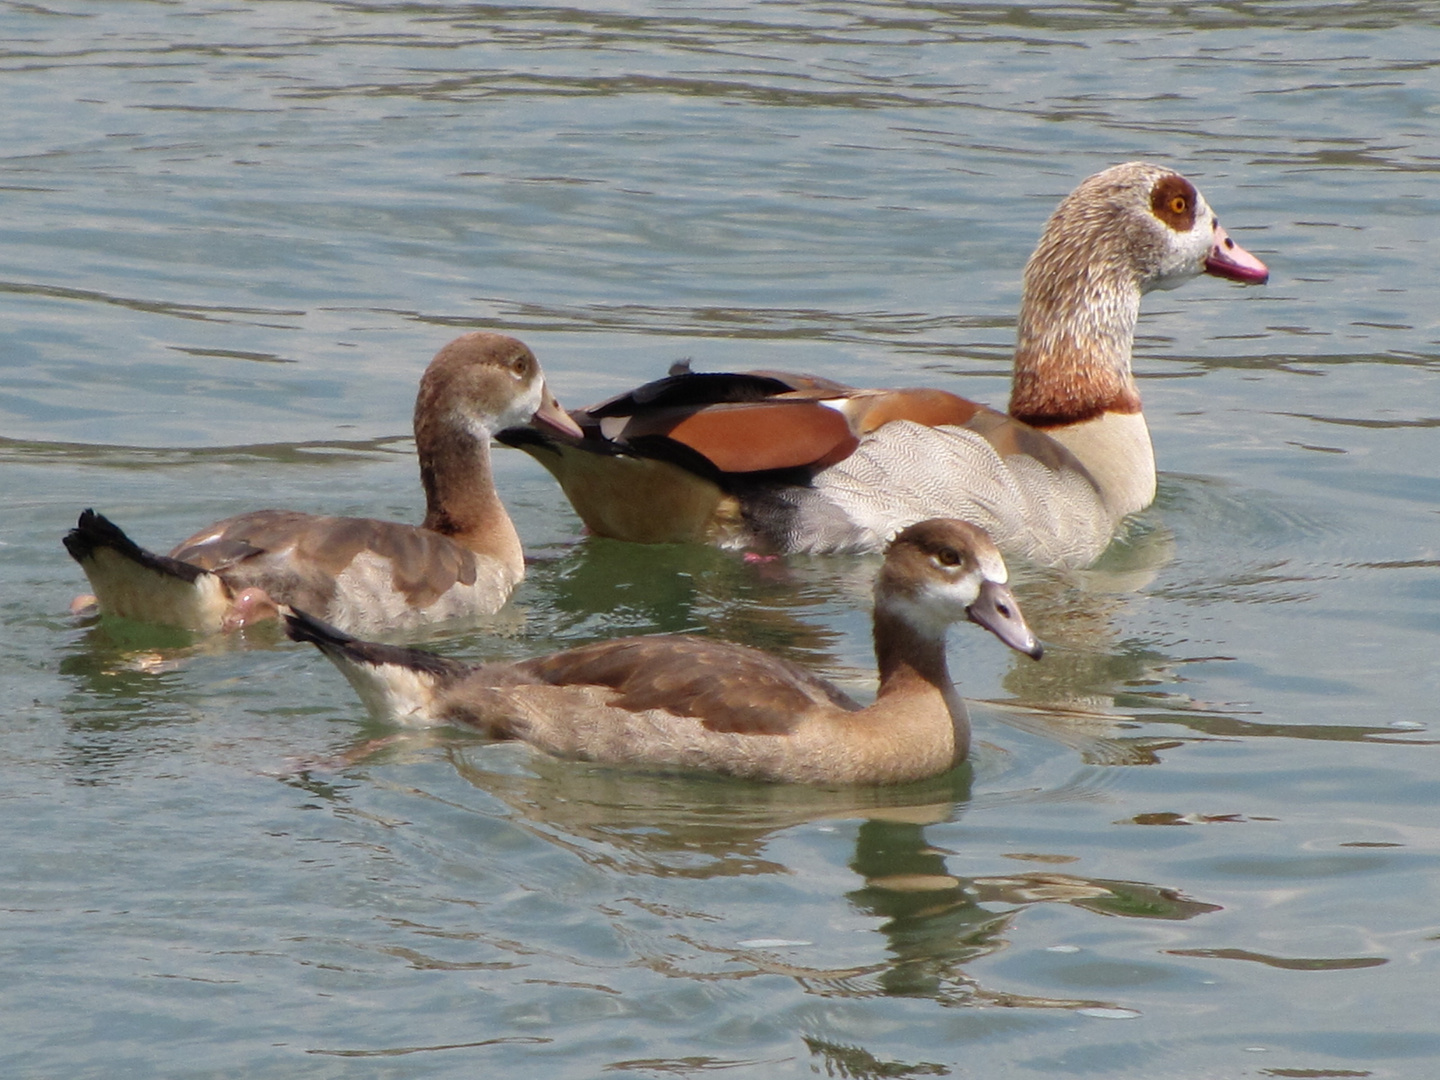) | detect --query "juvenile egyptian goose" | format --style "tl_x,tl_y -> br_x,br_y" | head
284,517 -> 1042,785
64,332 -> 582,636
499,162 -> 1270,567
